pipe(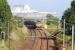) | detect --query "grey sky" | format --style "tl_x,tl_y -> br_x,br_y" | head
7,0 -> 72,17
